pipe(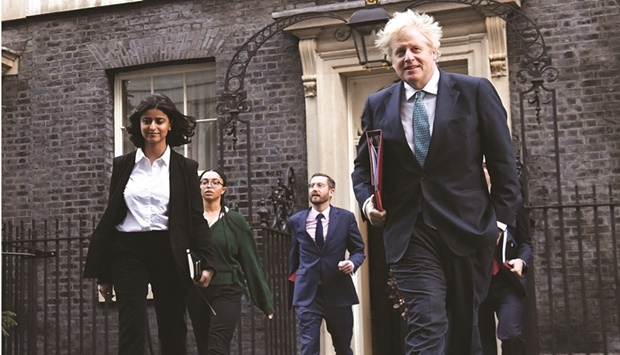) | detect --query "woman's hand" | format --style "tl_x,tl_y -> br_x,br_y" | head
194,268 -> 215,288
98,283 -> 114,302
267,314 -> 274,320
